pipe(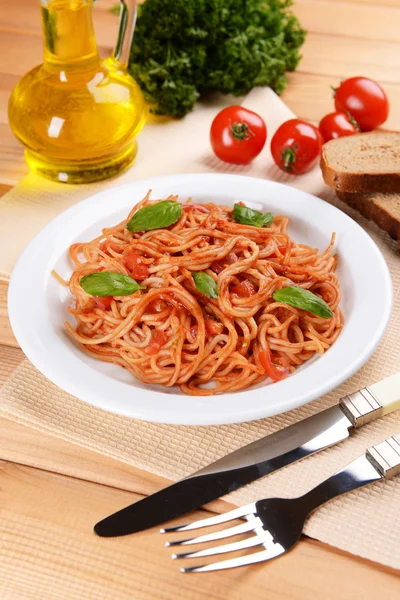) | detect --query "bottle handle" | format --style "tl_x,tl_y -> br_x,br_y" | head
112,0 -> 137,68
